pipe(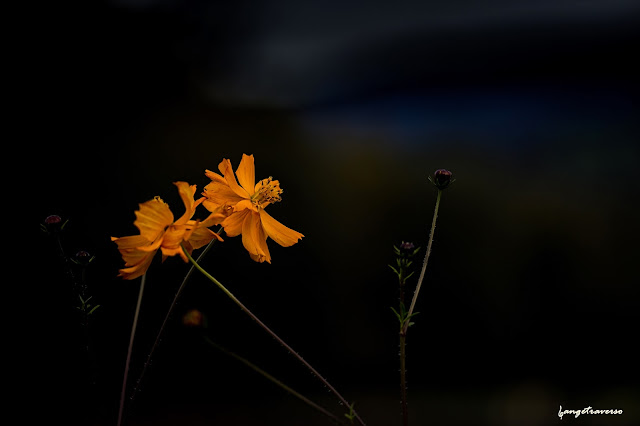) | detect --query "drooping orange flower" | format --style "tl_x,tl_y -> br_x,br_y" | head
203,154 -> 303,263
112,181 -> 223,280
